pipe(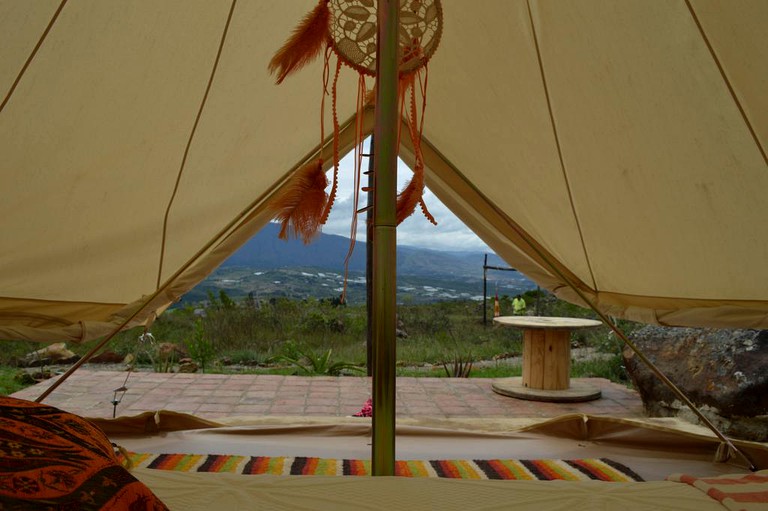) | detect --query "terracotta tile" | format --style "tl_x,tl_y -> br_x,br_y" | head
203,396 -> 241,405
197,403 -> 235,413
173,395 -> 207,403
10,370 -> 648,422
232,404 -> 271,414
305,405 -> 339,414
273,399 -> 306,406
218,384 -> 254,391
210,390 -> 246,398
268,406 -> 303,415
165,403 -> 197,415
